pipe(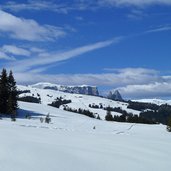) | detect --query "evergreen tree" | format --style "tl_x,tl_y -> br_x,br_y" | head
97,114 -> 101,120
0,69 -> 9,114
7,70 -> 18,115
105,109 -> 113,121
